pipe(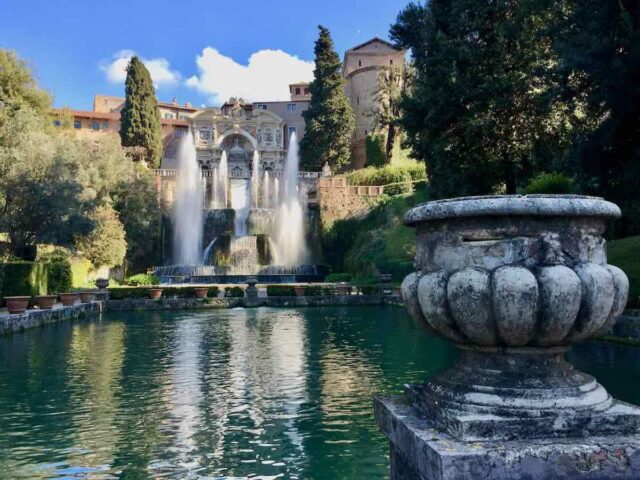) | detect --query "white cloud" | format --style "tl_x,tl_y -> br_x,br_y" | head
186,48 -> 314,104
100,50 -> 181,88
